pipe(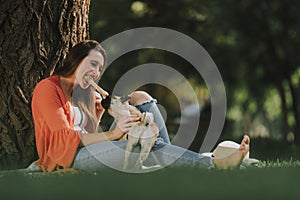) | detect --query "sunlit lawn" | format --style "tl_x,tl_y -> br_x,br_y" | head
1,160 -> 299,200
